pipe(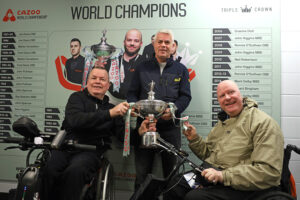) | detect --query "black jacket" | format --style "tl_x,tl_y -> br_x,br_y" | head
62,89 -> 124,146
104,54 -> 144,100
142,43 -> 155,60
65,55 -> 85,84
127,57 -> 191,117
127,57 -> 191,134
